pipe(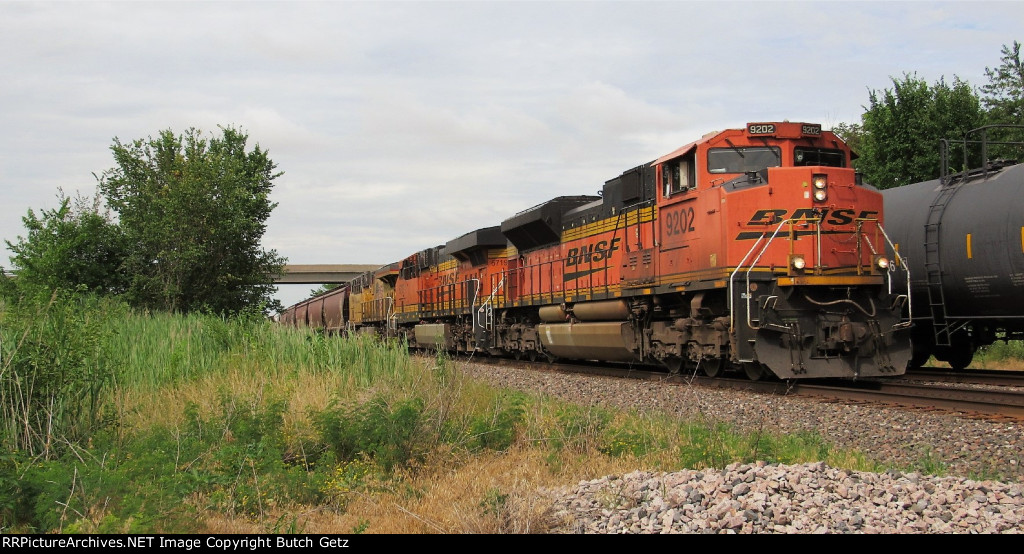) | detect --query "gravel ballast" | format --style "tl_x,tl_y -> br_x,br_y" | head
458,362 -> 1024,533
